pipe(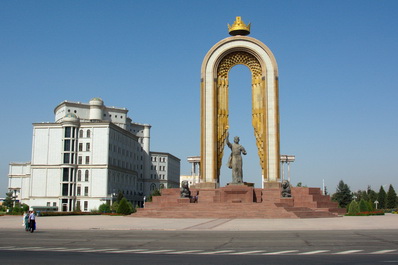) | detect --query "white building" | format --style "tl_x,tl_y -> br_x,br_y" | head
8,98 -> 180,212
